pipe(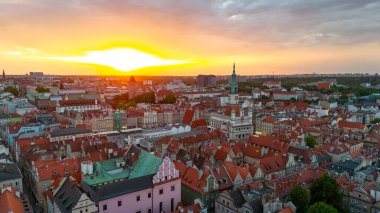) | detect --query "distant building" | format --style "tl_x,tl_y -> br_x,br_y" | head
263,80 -> 281,88
166,79 -> 189,90
197,75 -> 217,87
273,91 -> 298,101
58,89 -> 86,95
360,83 -> 371,88
143,80 -> 153,86
30,72 -> 44,77
56,99 -> 101,113
128,76 -> 138,99
316,82 -> 331,90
